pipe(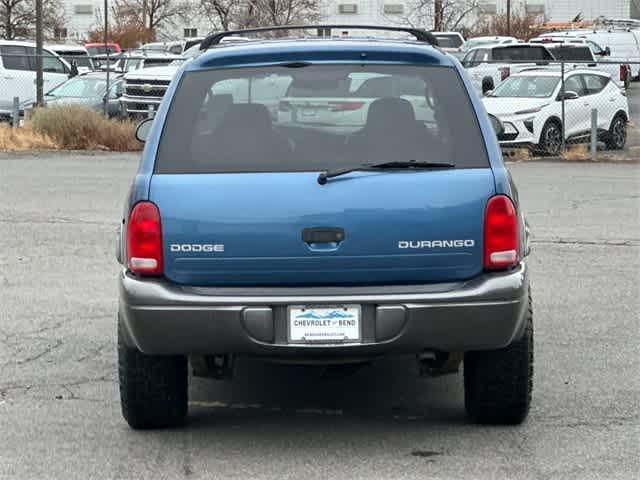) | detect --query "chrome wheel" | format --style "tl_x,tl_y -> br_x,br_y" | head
611,117 -> 627,150
541,123 -> 561,156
